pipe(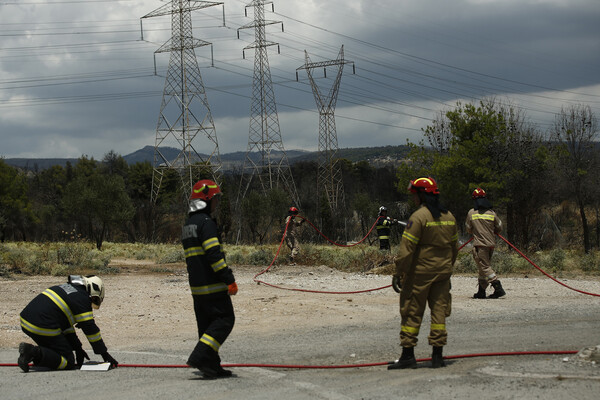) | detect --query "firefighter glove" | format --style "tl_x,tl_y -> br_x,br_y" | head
101,351 -> 119,368
228,282 -> 238,296
392,275 -> 402,293
75,348 -> 89,367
